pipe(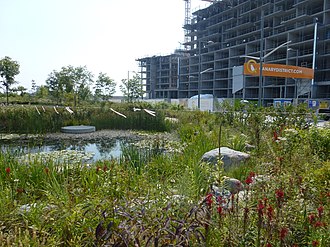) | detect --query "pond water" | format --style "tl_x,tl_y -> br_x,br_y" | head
0,138 -> 132,163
